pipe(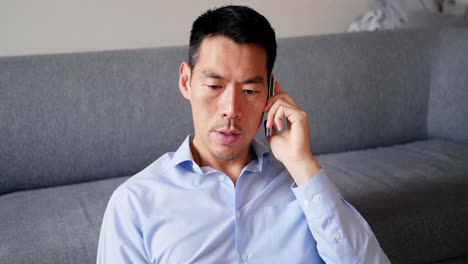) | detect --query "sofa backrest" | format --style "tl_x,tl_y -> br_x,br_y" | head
1,27 -> 464,195
0,47 -> 191,195
427,27 -> 468,144
273,29 -> 436,155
